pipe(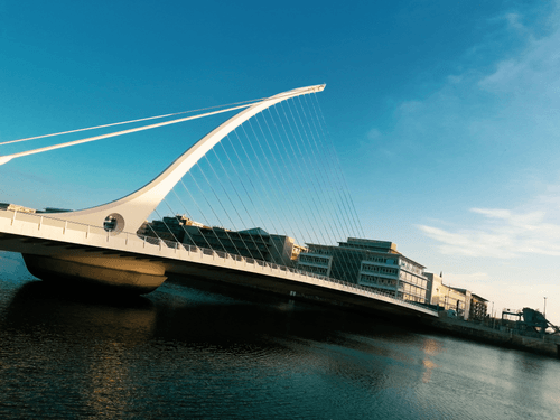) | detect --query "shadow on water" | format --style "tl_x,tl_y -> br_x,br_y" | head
150,275 -> 431,358
10,279 -> 153,306
1,275 -> 434,368
1,280 -> 156,345
1,275 -> 432,355
0,275 -> 440,371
